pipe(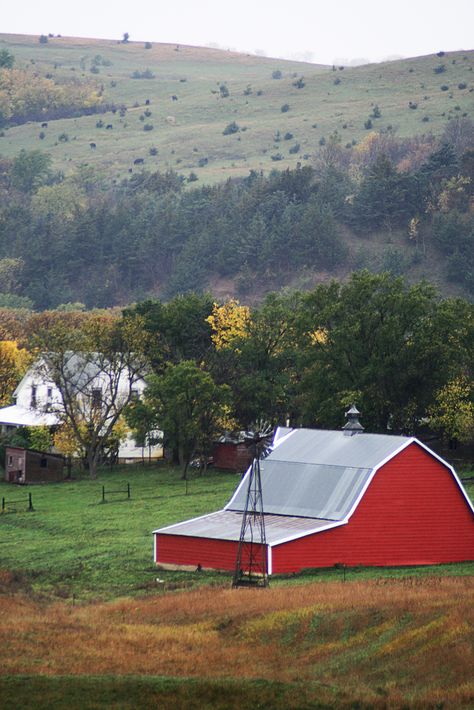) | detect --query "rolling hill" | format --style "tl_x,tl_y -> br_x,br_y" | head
1,33 -> 473,184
